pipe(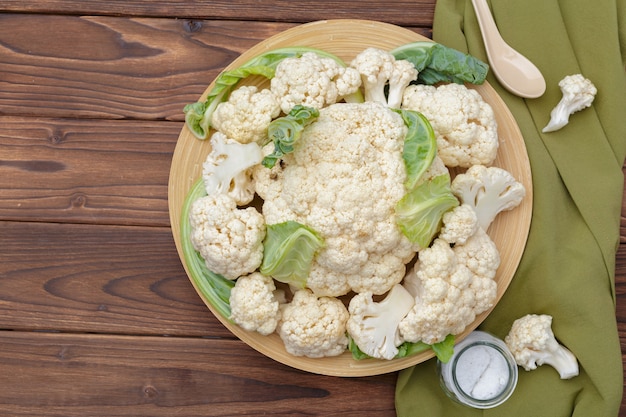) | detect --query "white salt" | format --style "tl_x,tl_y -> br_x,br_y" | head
455,345 -> 510,400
